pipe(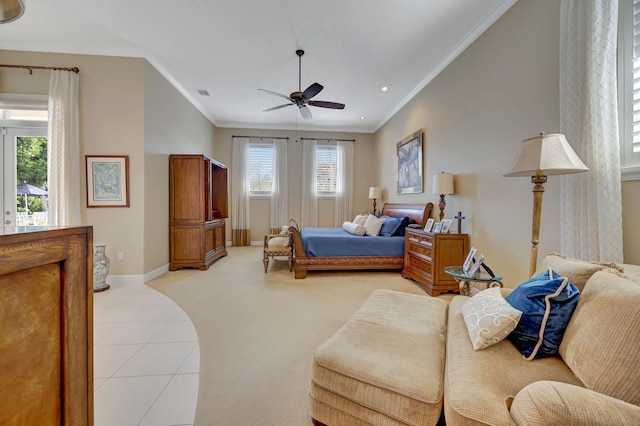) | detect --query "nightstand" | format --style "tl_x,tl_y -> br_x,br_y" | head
401,228 -> 468,296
